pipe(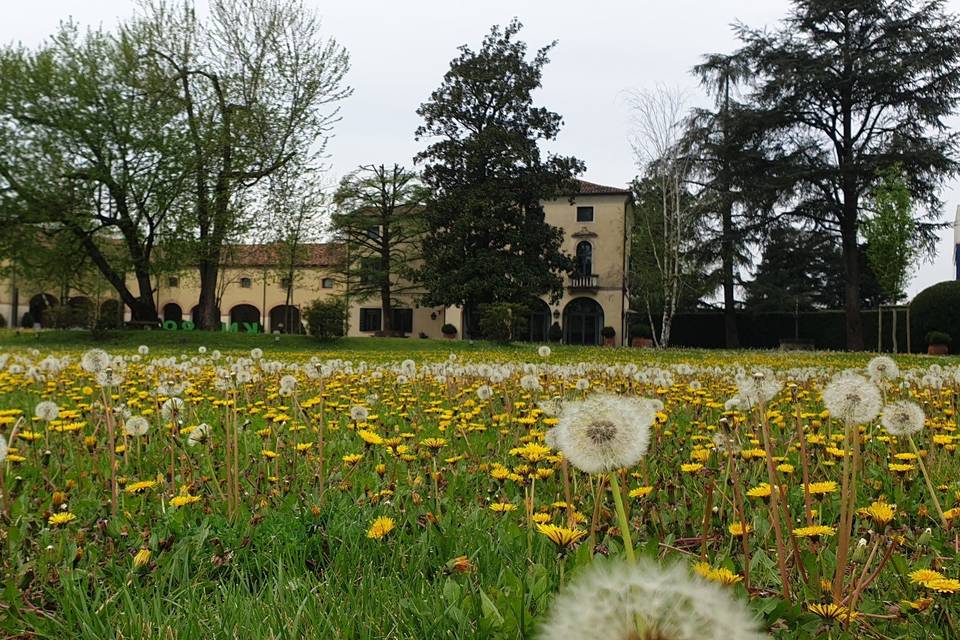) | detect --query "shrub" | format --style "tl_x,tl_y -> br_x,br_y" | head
926,330 -> 952,346
0,313 -> 6,329
441,323 -> 458,335
601,325 -> 616,339
21,311 -> 34,327
630,322 -> 652,339
304,298 -> 346,340
548,321 -> 563,342
477,302 -> 528,344
910,281 -> 960,352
